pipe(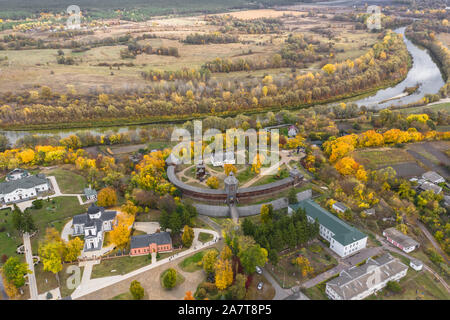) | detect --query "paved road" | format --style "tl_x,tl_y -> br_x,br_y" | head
417,221 -> 449,264
23,232 -> 38,300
